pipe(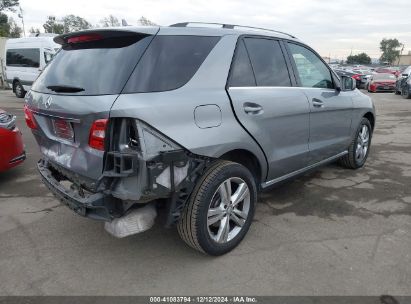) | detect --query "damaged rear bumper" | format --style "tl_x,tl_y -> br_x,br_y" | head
37,118 -> 210,225
38,160 -> 121,221
38,149 -> 210,224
